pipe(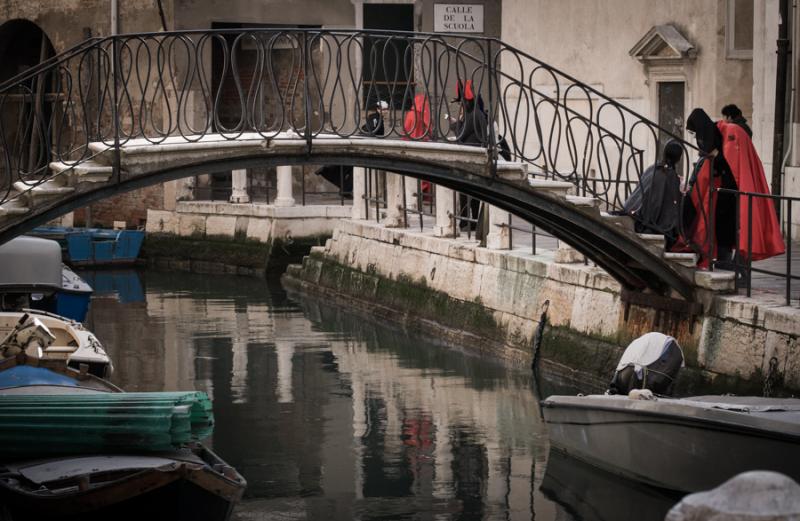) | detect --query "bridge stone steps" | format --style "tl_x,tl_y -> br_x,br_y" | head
495,160 -> 528,181
636,233 -> 666,256
663,252 -> 698,267
49,161 -> 114,185
599,211 -> 635,232
527,179 -> 573,197
518,180 -> 698,272
0,190 -> 29,217
12,180 -> 75,204
565,195 -> 601,208
526,183 -> 699,273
